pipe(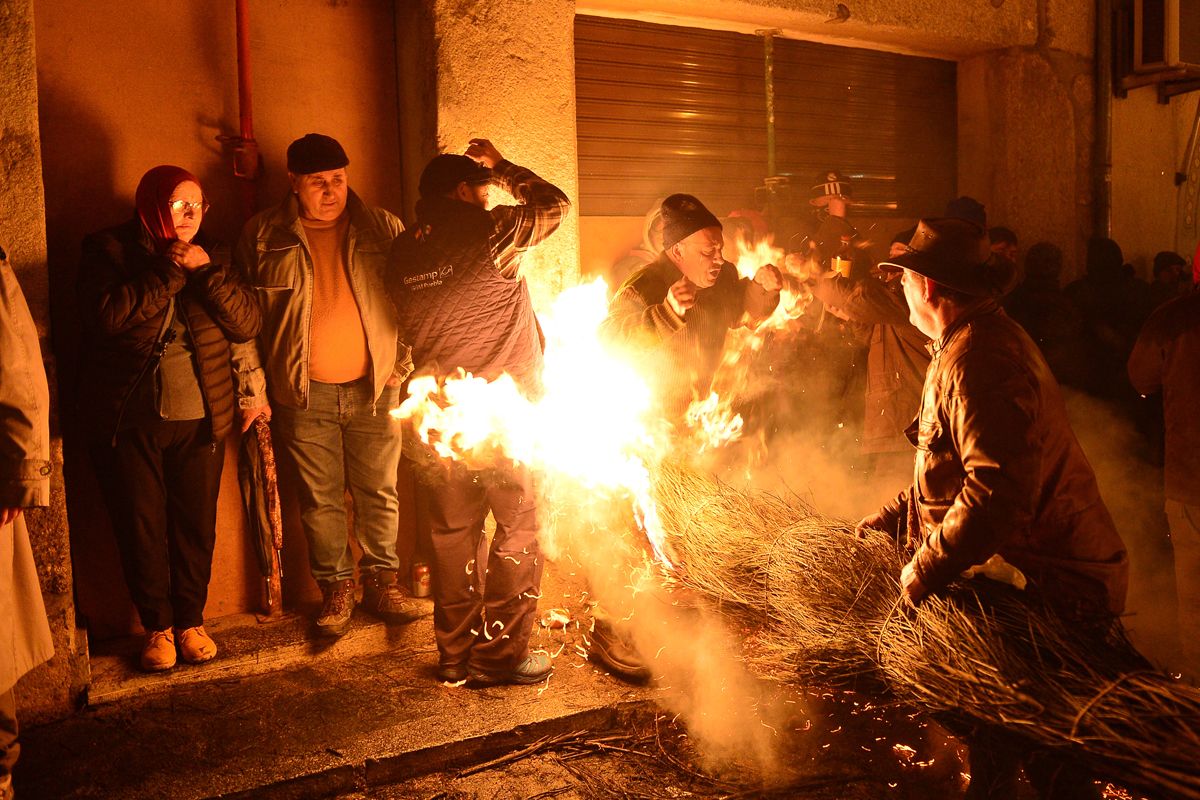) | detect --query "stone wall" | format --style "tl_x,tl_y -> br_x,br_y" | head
415,0 -> 582,304
958,46 -> 1096,276
0,0 -> 87,725
1112,88 -> 1200,275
